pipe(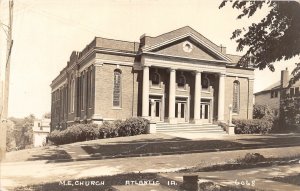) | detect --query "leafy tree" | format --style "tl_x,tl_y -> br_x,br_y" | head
219,1 -> 300,84
5,120 -> 16,151
9,114 -> 35,150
